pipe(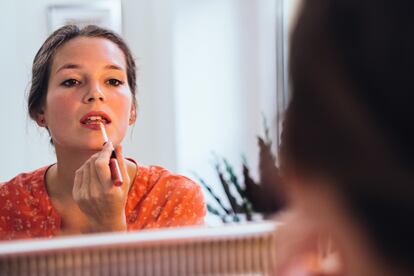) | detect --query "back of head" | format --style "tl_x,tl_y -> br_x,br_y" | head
281,0 -> 414,271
